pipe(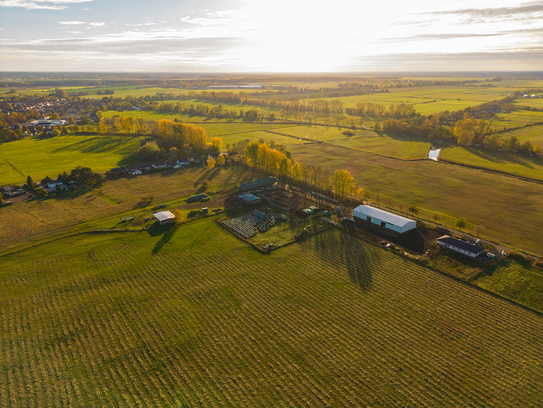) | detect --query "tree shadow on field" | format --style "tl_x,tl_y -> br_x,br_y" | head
313,229 -> 373,291
147,223 -> 177,255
